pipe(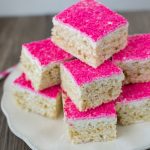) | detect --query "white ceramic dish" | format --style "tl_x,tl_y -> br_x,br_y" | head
1,69 -> 150,150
